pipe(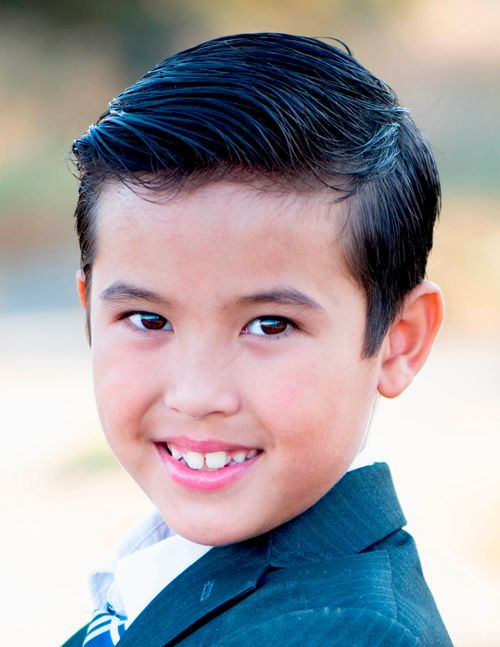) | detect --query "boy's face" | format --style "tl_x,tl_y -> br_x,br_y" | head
86,181 -> 384,546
